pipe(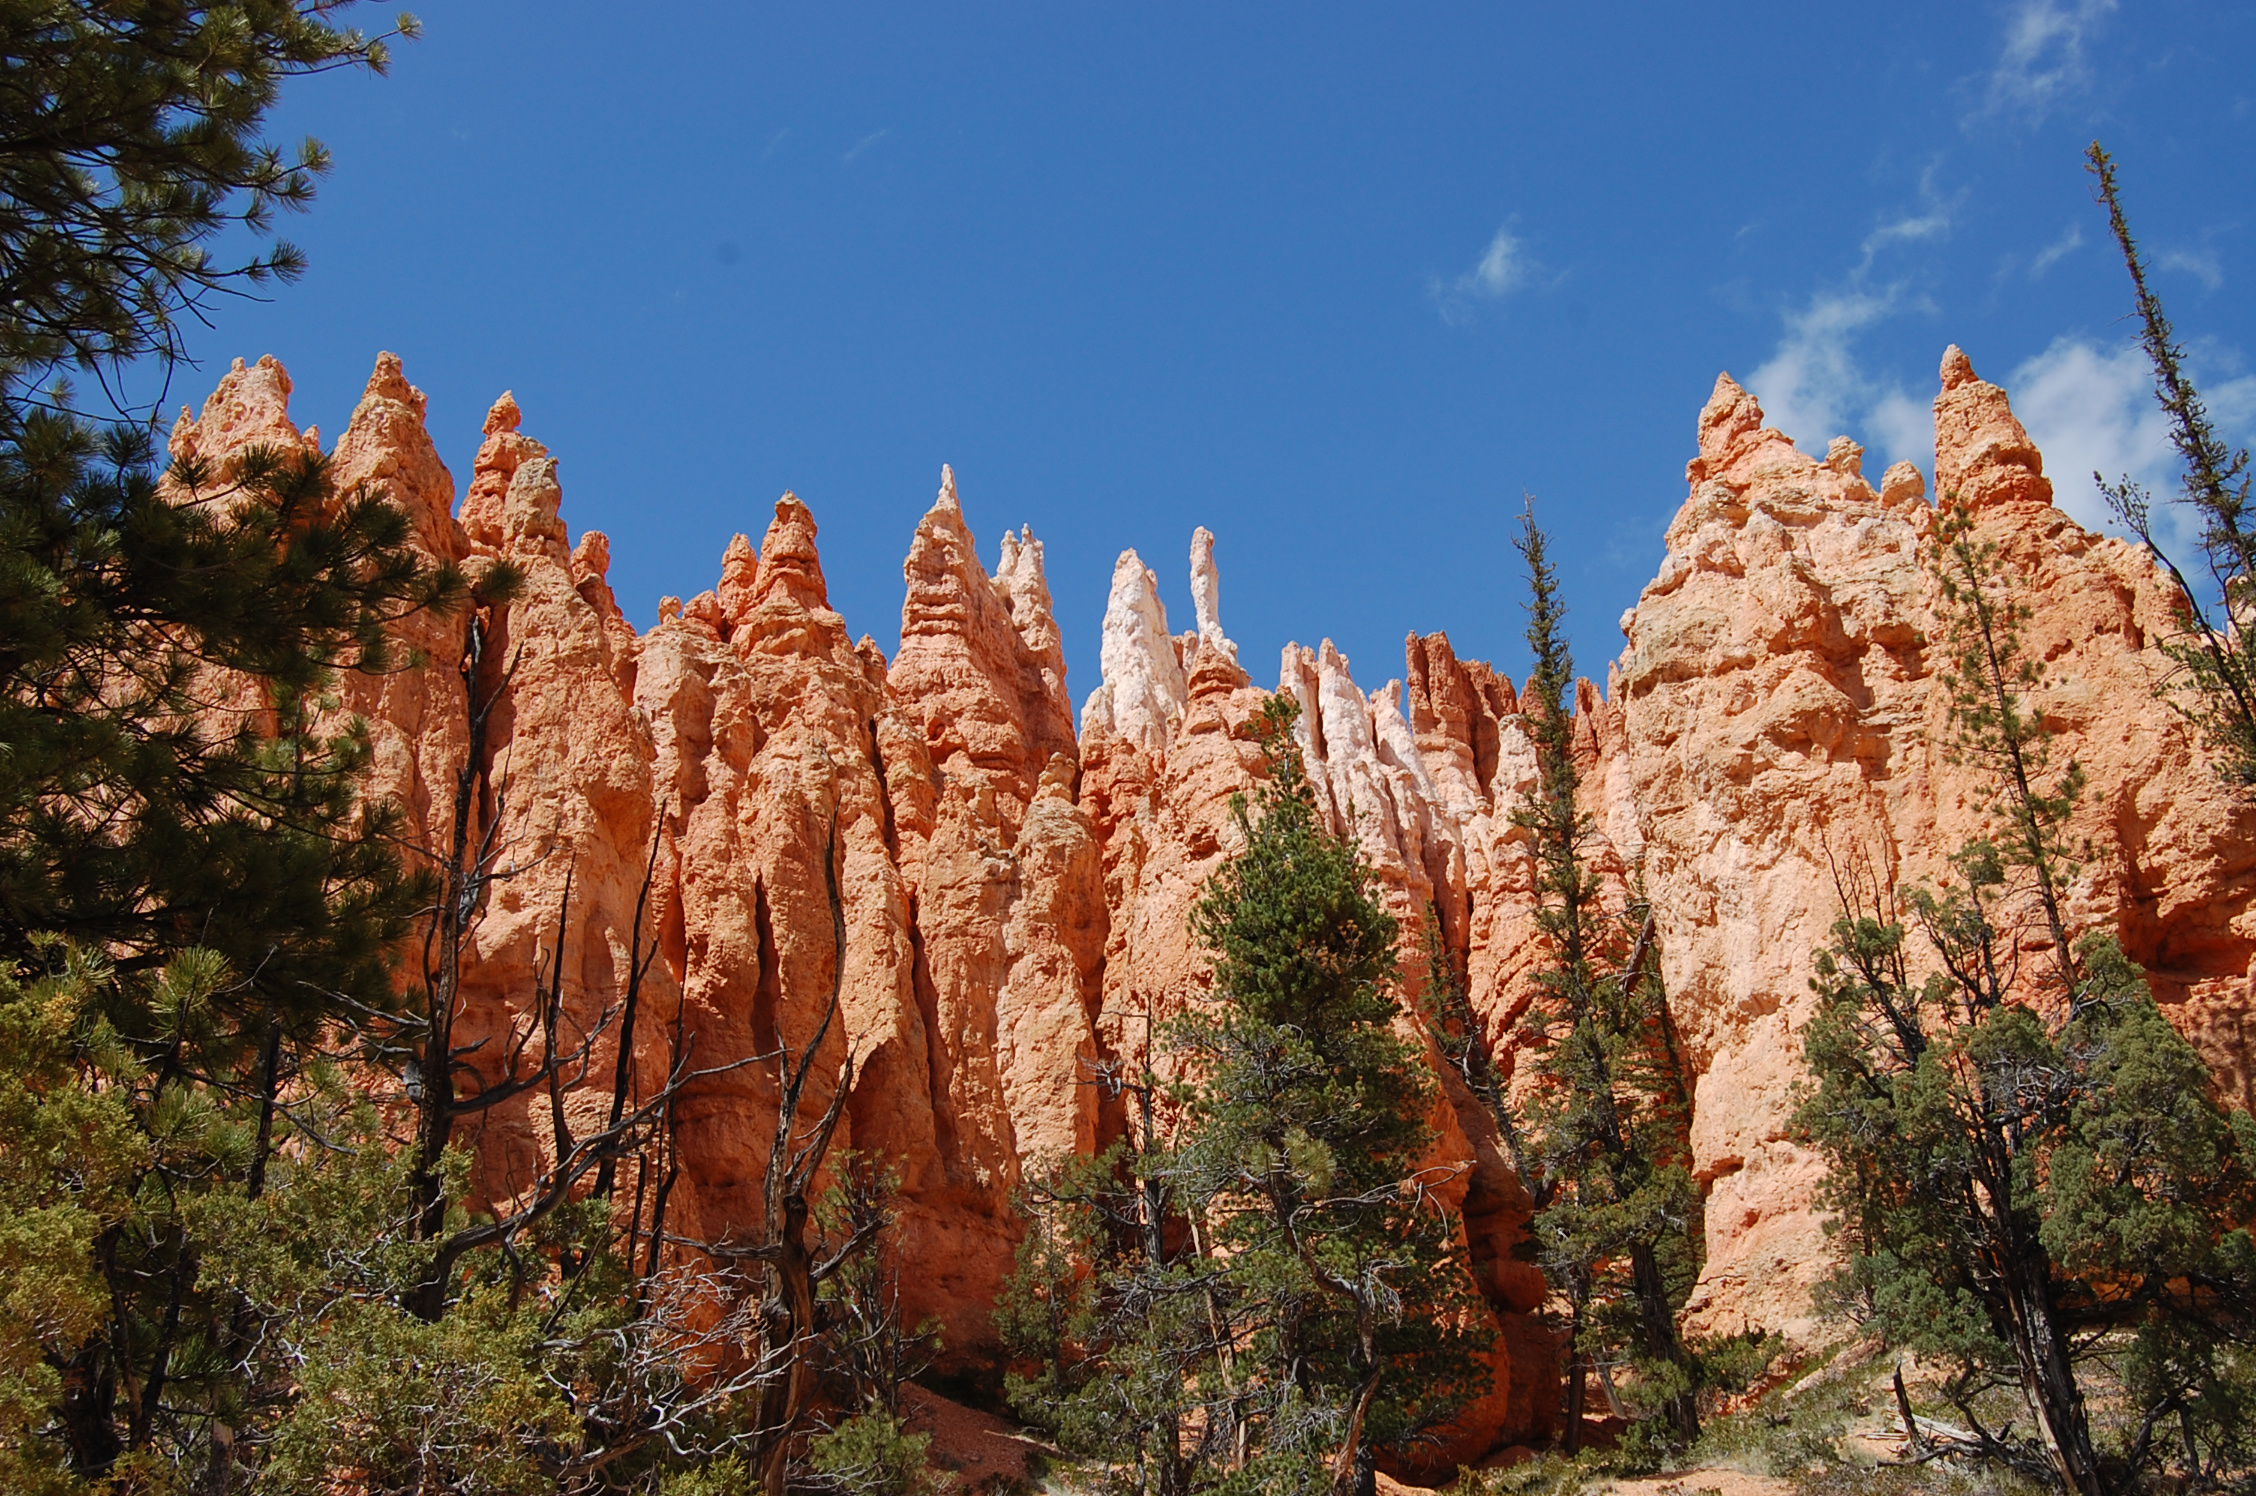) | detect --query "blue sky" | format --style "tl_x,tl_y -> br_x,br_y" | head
183,2 -> 2256,707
